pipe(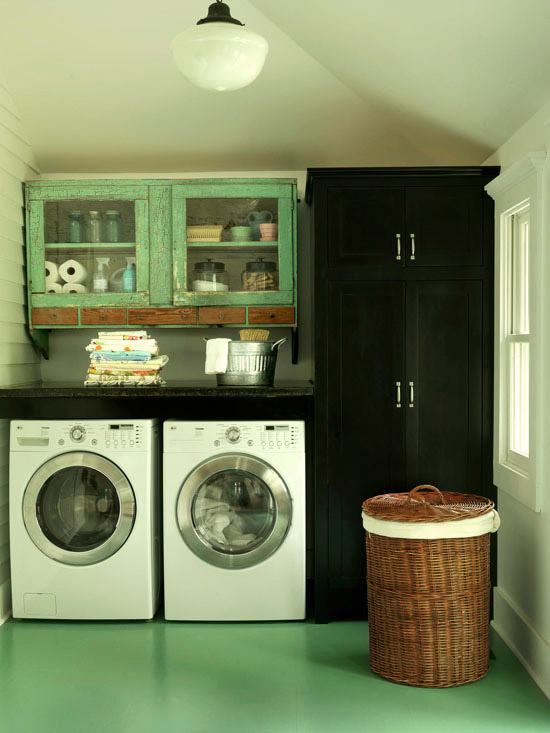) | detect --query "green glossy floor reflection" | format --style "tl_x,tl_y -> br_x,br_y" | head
0,617 -> 548,732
